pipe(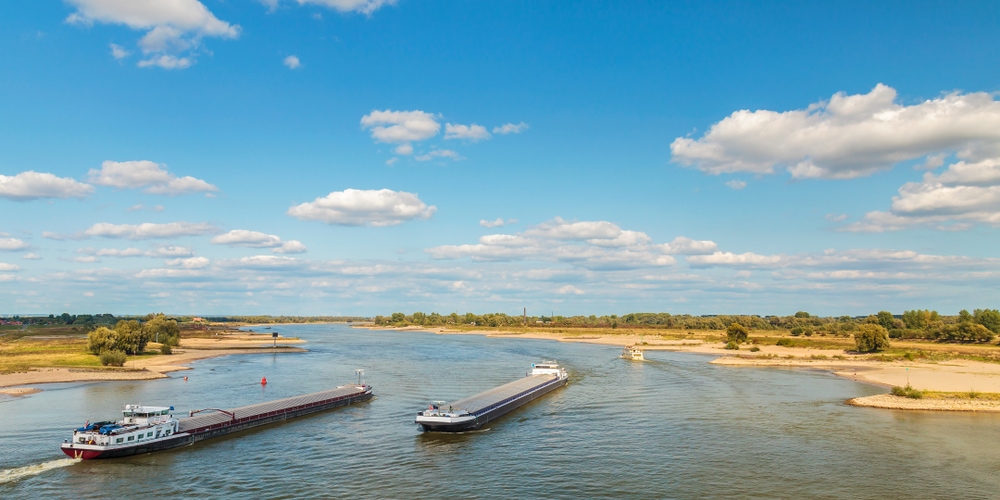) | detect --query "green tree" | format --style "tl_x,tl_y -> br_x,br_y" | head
87,326 -> 117,355
973,309 -> 1000,334
855,324 -> 890,353
144,314 -> 180,346
875,311 -> 896,331
114,320 -> 150,355
794,311 -> 811,318
726,323 -> 748,343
